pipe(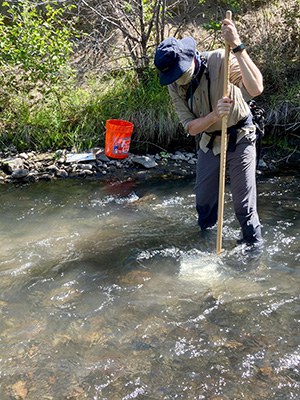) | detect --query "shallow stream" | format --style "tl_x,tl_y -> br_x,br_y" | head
0,170 -> 299,399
